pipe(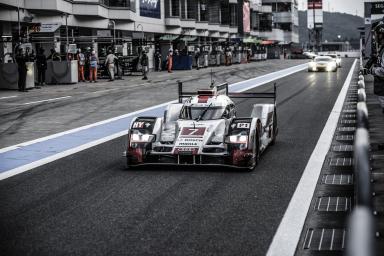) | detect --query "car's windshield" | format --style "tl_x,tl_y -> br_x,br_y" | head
179,106 -> 226,120
326,55 -> 337,58
315,57 -> 332,62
